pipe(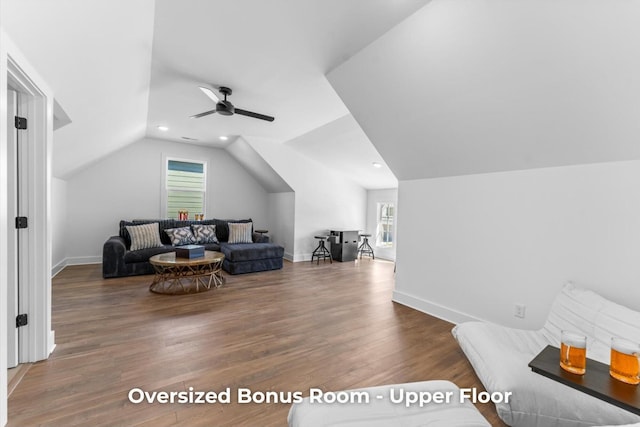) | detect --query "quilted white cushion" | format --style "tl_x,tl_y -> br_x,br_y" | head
452,283 -> 640,427
288,380 -> 490,427
540,283 -> 640,364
